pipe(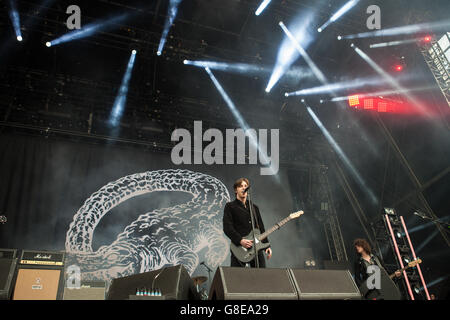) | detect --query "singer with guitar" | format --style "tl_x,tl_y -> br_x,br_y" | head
223,178 -> 272,268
